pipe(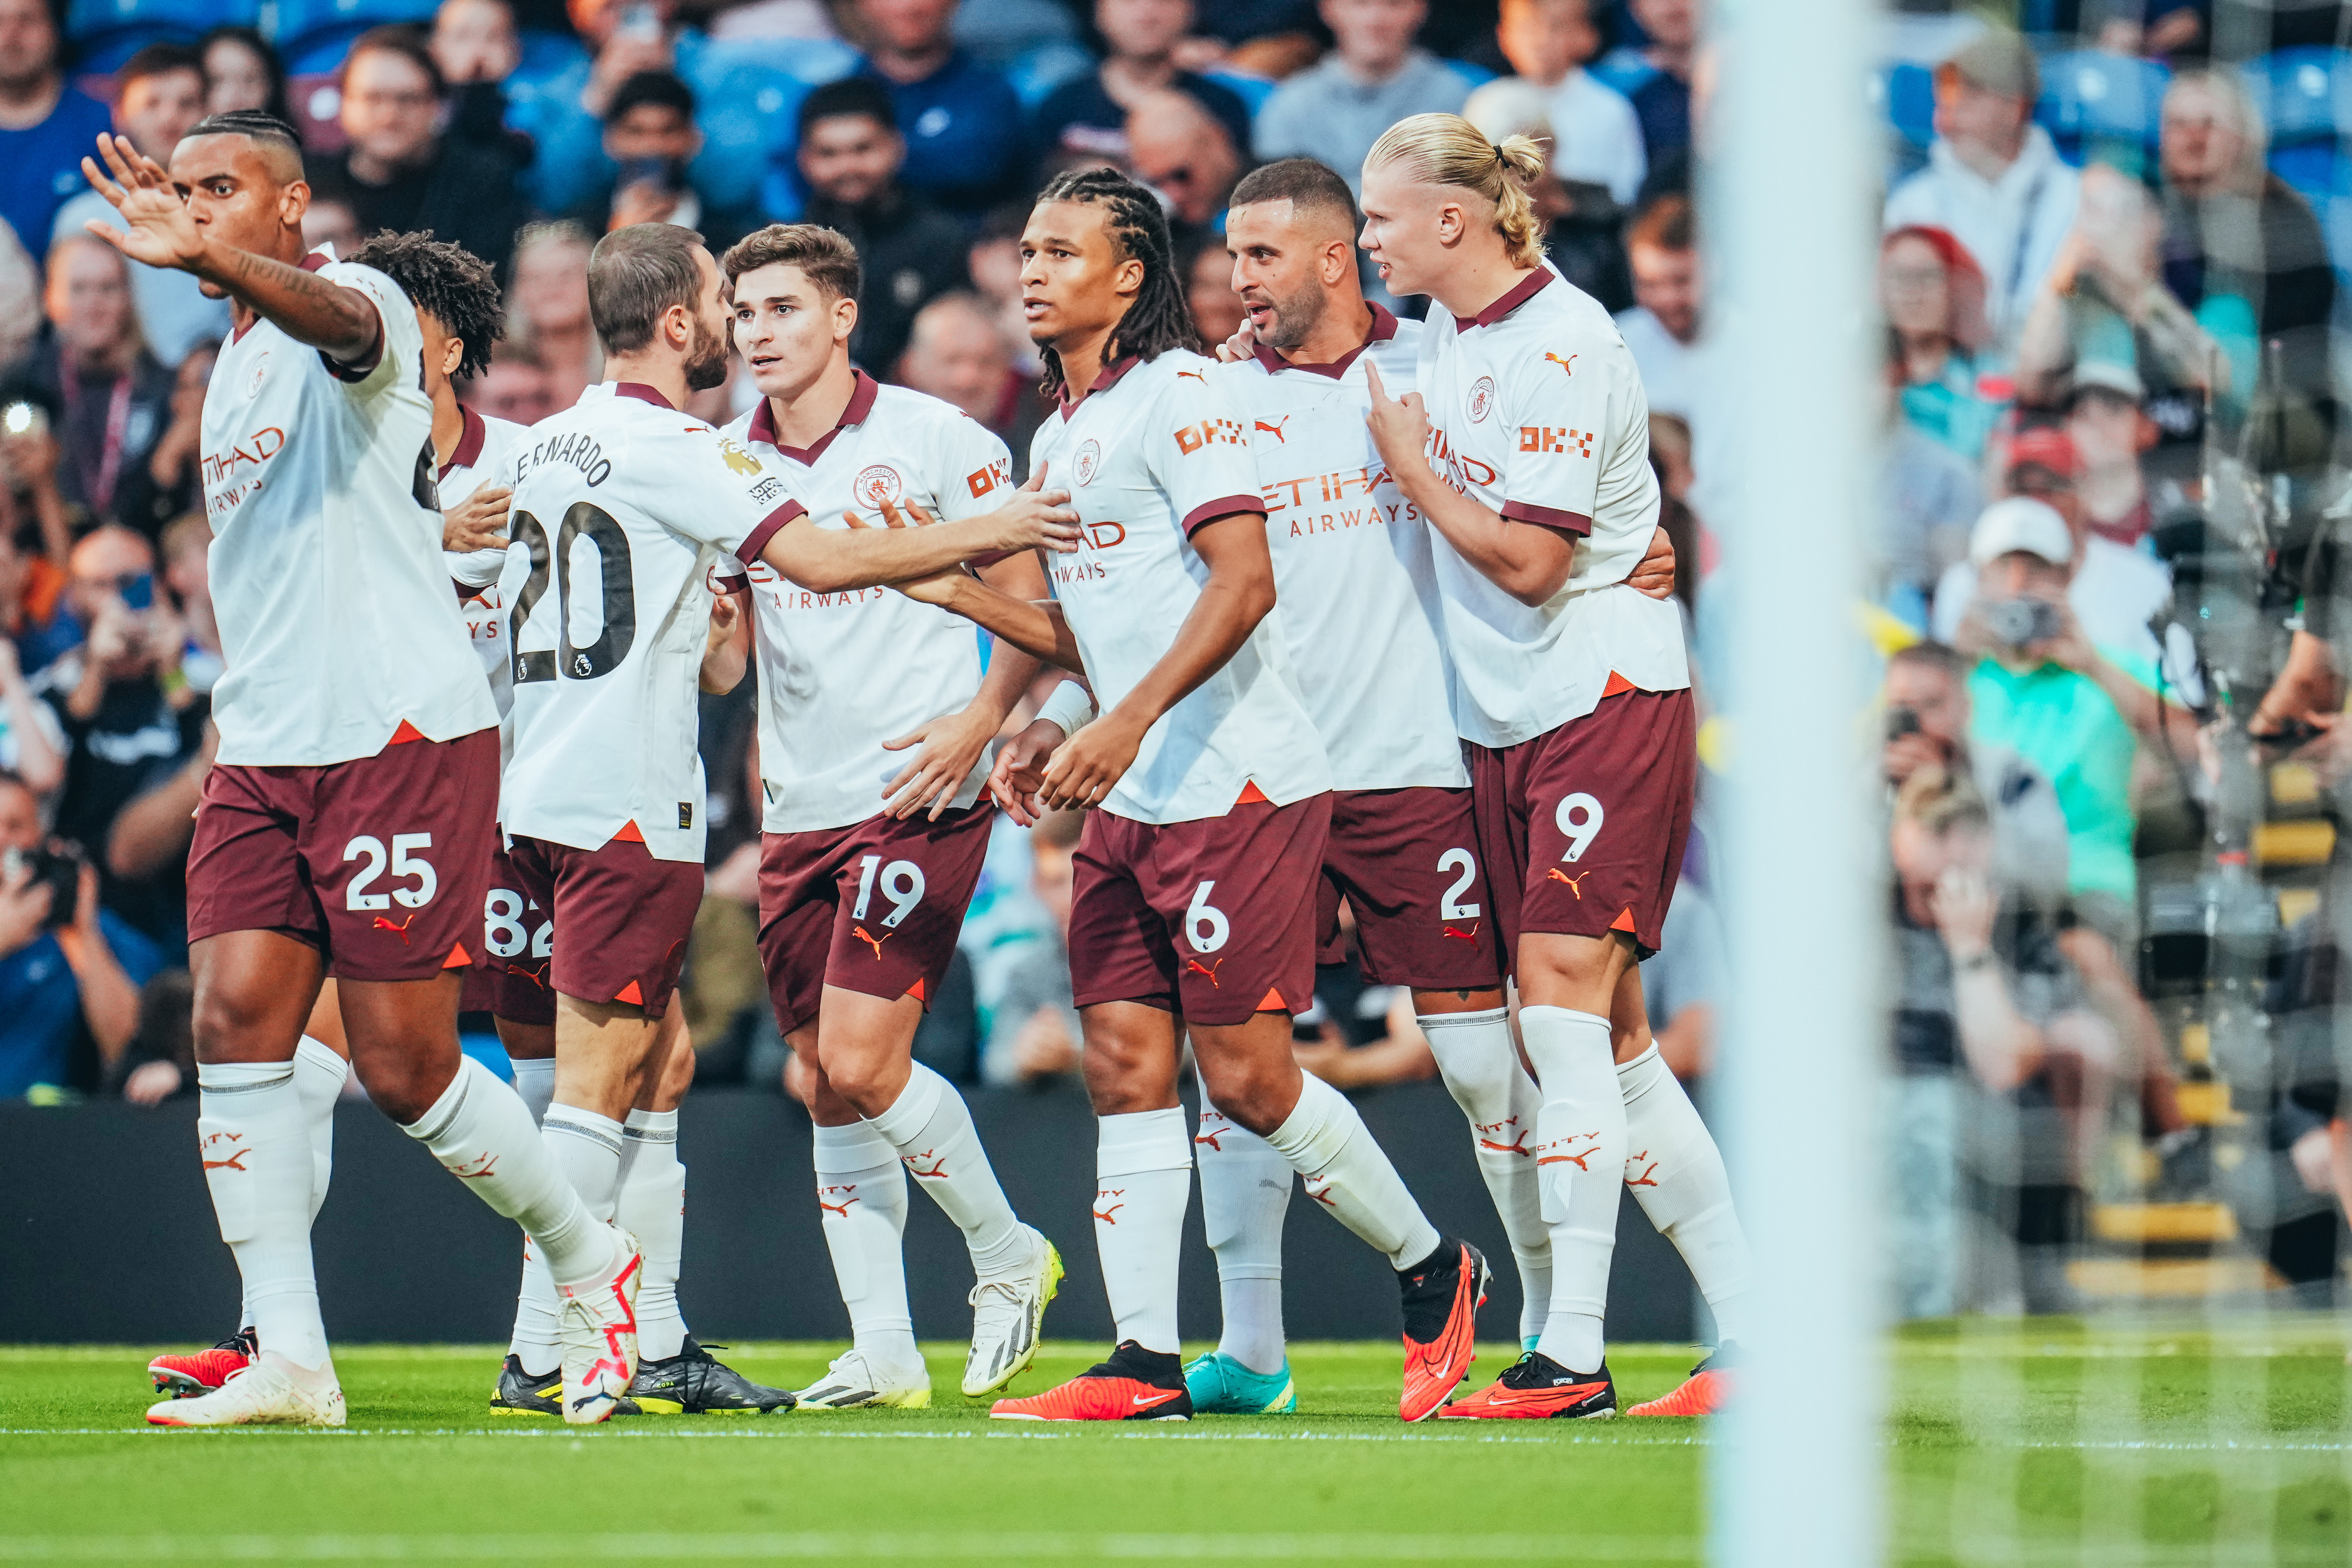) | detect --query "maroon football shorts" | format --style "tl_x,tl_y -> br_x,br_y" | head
1315,787 -> 1505,992
504,832 -> 704,1016
187,727 -> 498,983
1068,793 -> 1330,1028
459,840 -> 557,1026
1467,687 -> 1696,966
756,801 -> 995,1037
